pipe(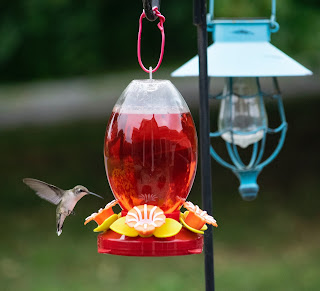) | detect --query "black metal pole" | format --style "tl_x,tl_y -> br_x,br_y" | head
193,0 -> 215,290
